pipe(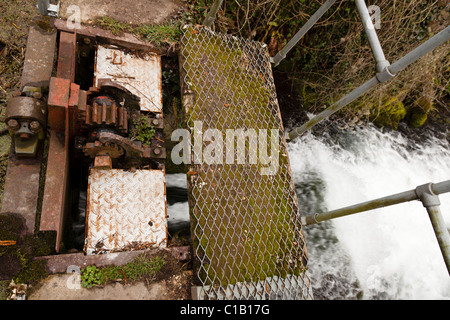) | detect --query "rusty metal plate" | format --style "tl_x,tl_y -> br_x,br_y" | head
94,44 -> 163,113
84,169 -> 168,254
